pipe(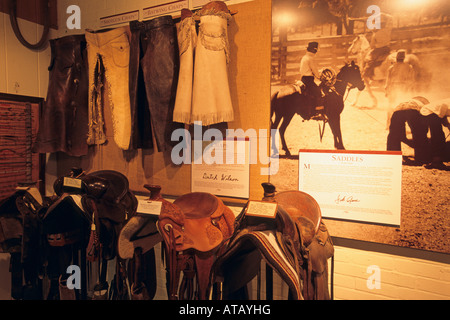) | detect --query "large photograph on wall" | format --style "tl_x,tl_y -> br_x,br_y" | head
270,0 -> 450,253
